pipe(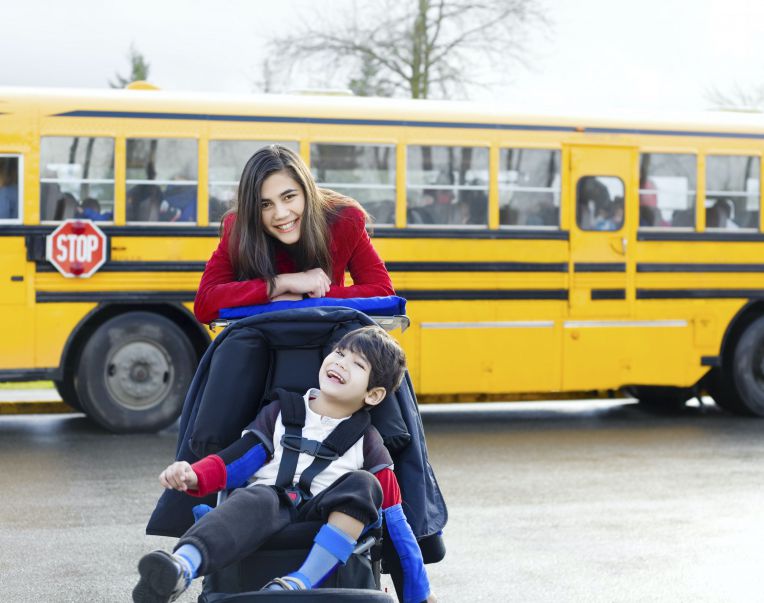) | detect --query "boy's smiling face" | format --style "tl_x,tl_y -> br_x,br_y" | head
318,347 -> 385,411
